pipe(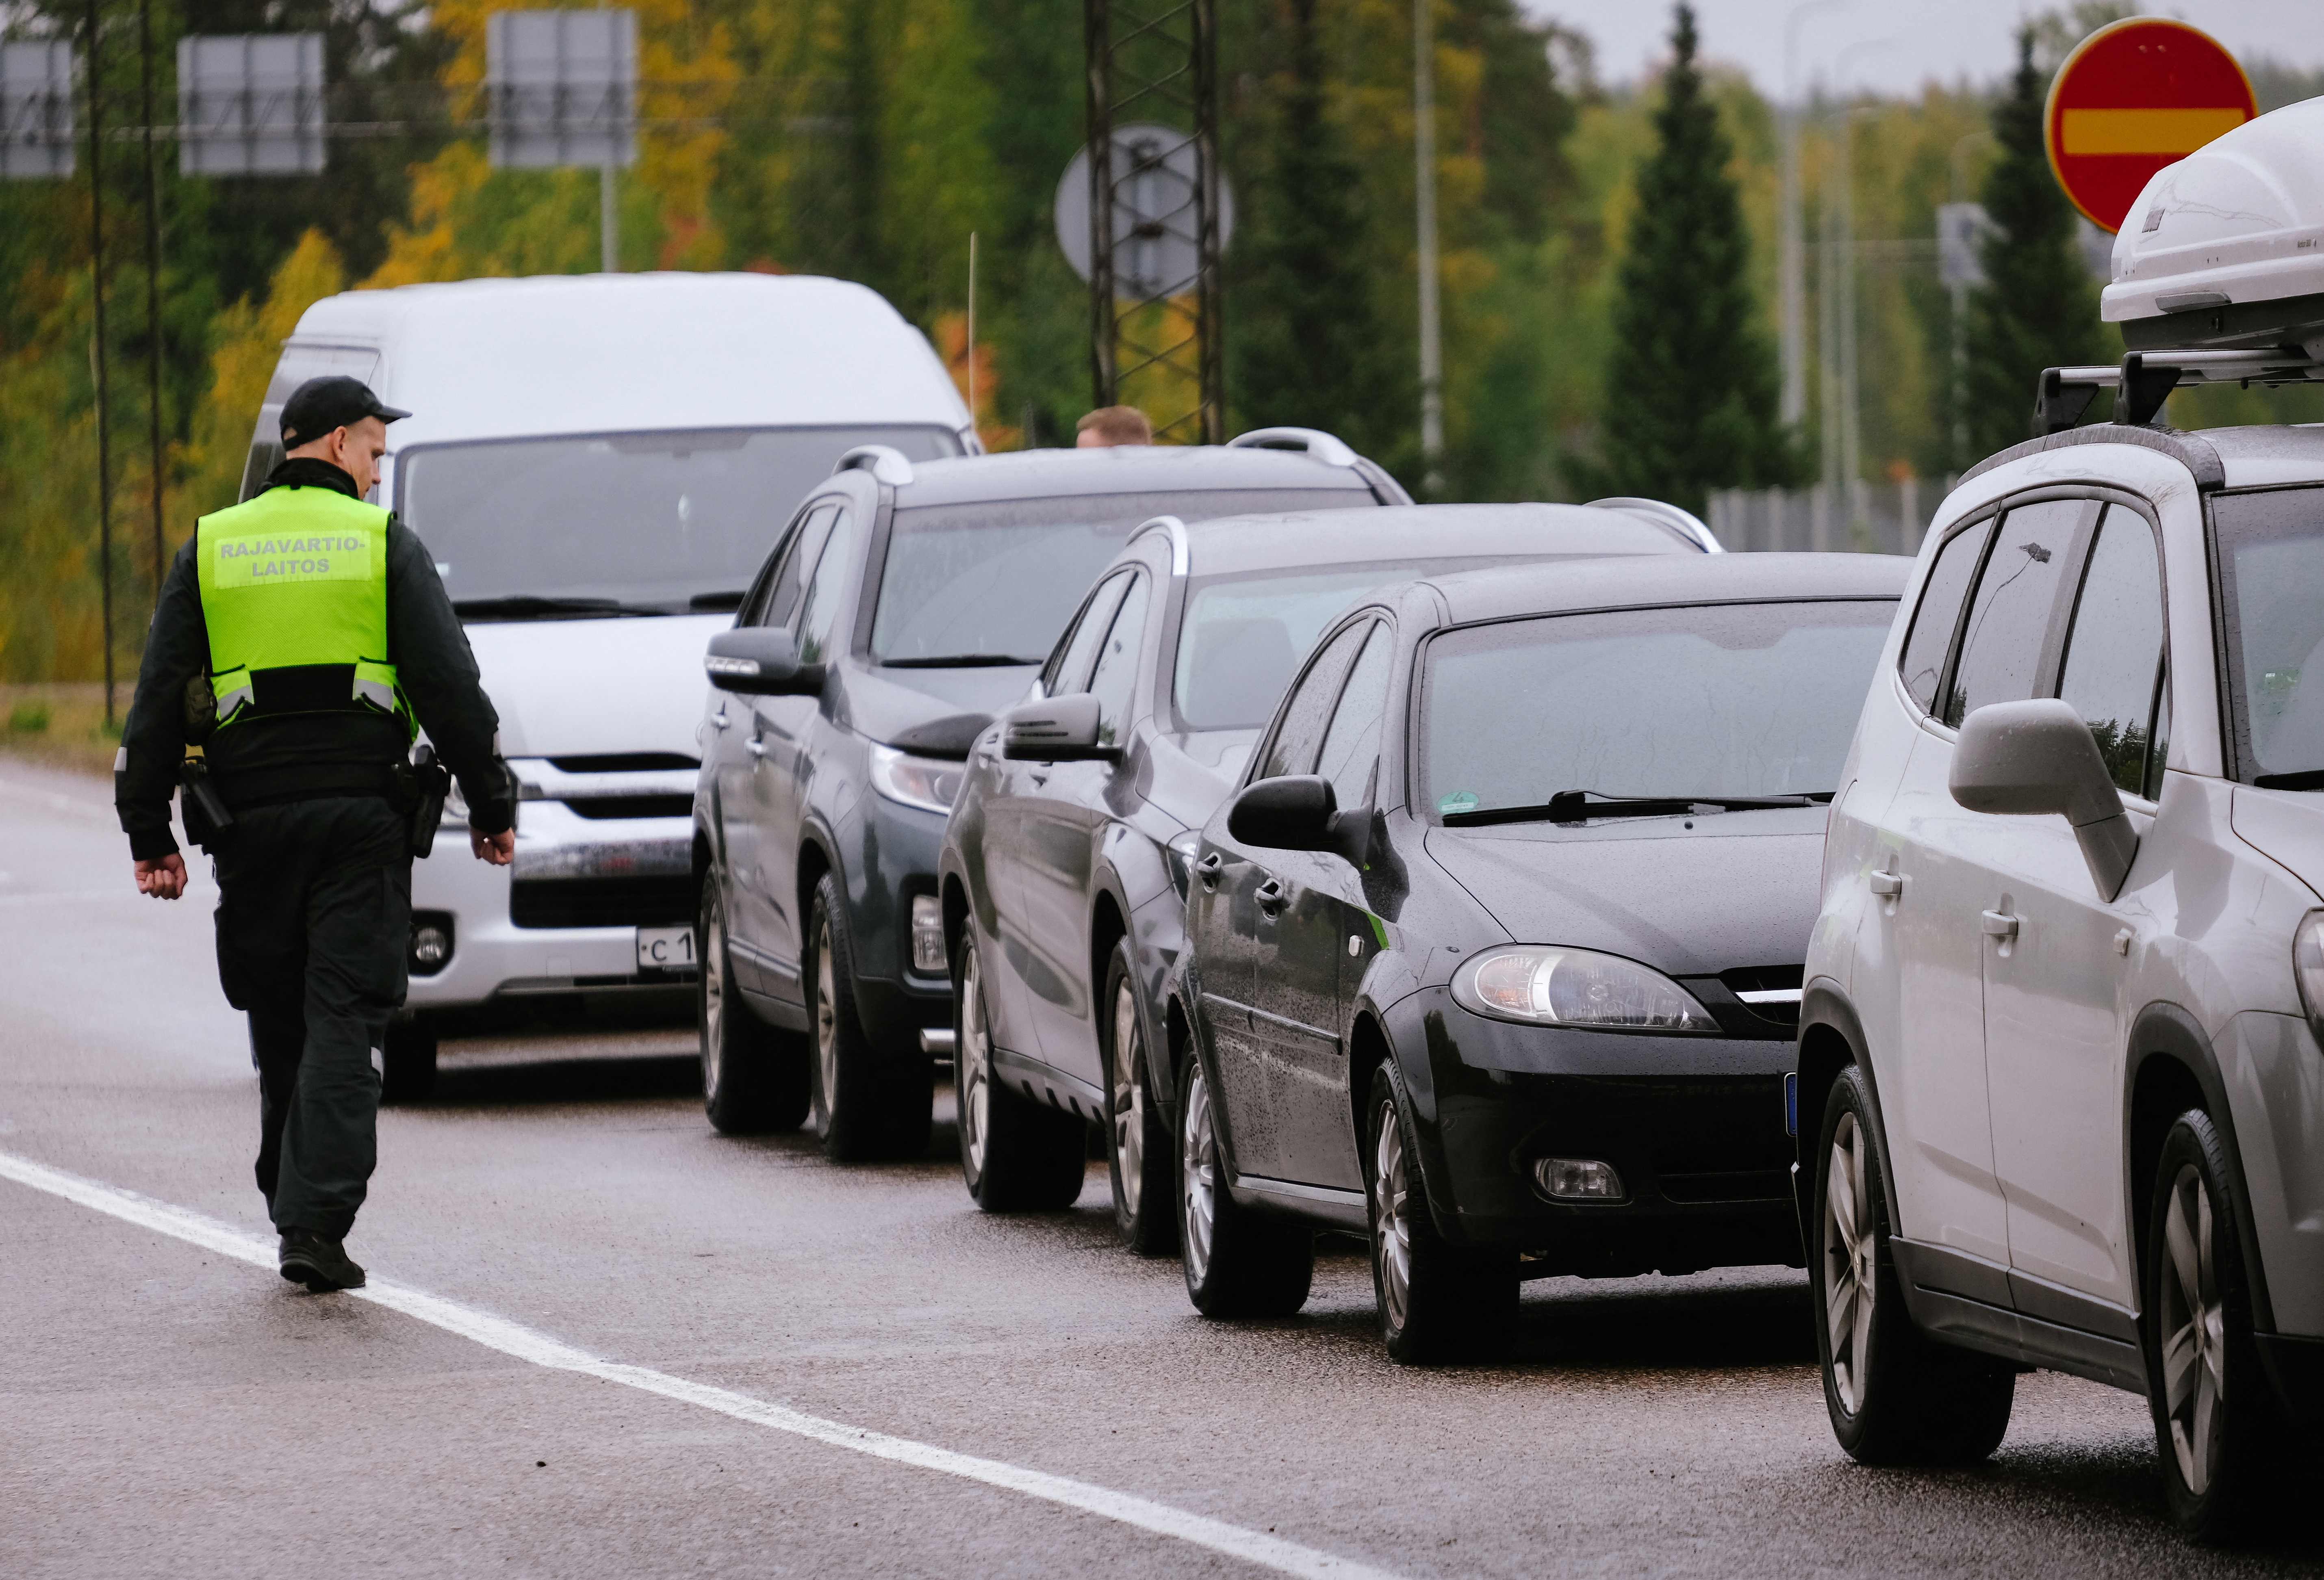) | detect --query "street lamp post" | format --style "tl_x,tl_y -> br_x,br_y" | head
1413,0 -> 1442,494
1780,0 -> 1850,430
